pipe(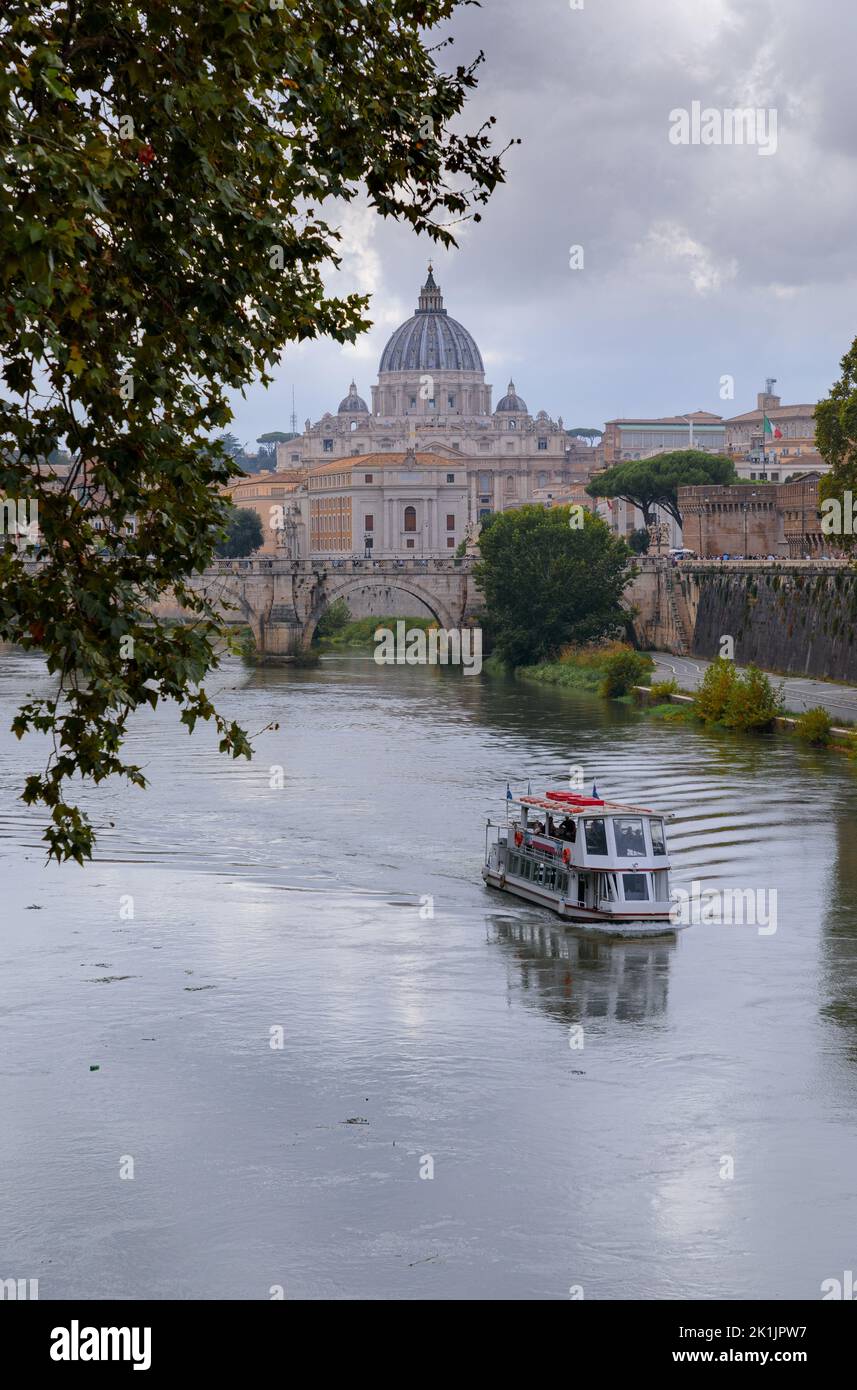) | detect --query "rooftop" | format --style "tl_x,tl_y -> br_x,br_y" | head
606,411 -> 724,426
308,450 -> 461,478
723,404 -> 816,423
